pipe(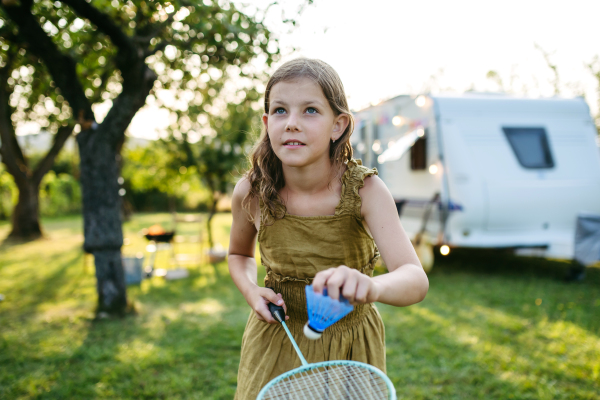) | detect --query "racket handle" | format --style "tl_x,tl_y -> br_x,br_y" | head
266,287 -> 285,323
